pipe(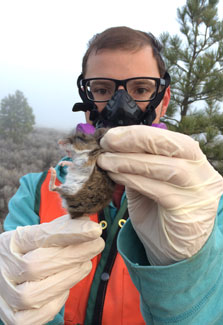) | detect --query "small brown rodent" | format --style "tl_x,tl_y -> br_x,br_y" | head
49,128 -> 115,219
